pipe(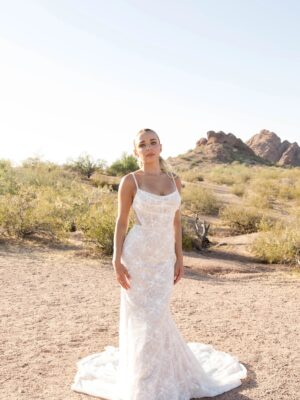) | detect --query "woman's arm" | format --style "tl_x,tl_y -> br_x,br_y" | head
173,174 -> 184,284
174,208 -> 183,263
112,174 -> 133,265
173,174 -> 183,263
